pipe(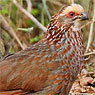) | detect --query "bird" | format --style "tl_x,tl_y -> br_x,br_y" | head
0,4 -> 88,95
